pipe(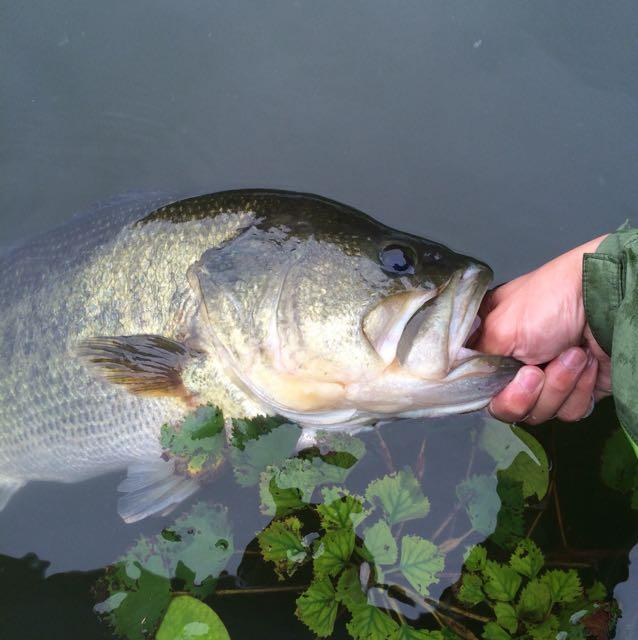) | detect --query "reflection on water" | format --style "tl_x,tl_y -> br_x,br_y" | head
1,399 -> 636,638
